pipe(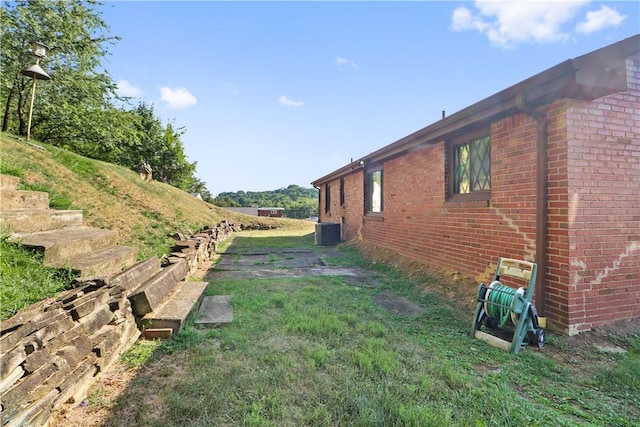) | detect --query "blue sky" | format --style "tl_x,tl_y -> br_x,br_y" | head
100,1 -> 639,196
